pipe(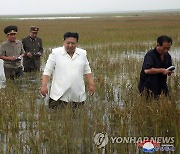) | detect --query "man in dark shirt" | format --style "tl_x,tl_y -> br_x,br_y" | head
138,35 -> 174,98
22,26 -> 43,72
